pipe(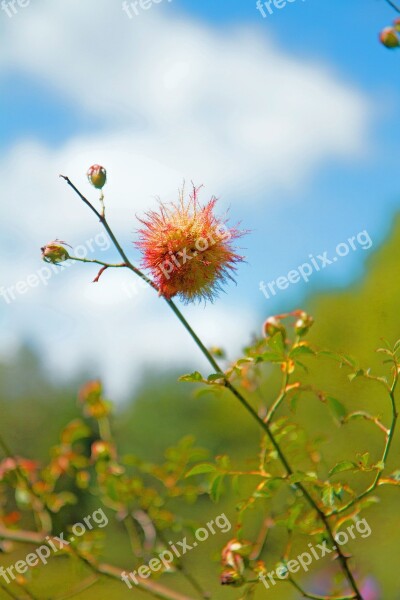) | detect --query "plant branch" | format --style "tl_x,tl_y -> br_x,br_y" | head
0,433 -> 52,534
328,361 -> 399,516
384,0 -> 400,13
0,525 -> 197,600
288,578 -> 356,600
59,176 -> 364,600
264,371 -> 289,424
